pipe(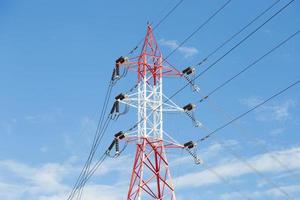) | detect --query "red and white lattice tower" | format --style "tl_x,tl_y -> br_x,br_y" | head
121,25 -> 184,200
